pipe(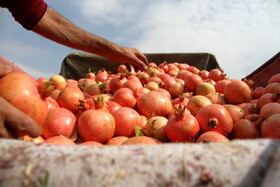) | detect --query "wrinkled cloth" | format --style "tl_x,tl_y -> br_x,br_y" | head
0,0 -> 47,30
59,52 -> 221,80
